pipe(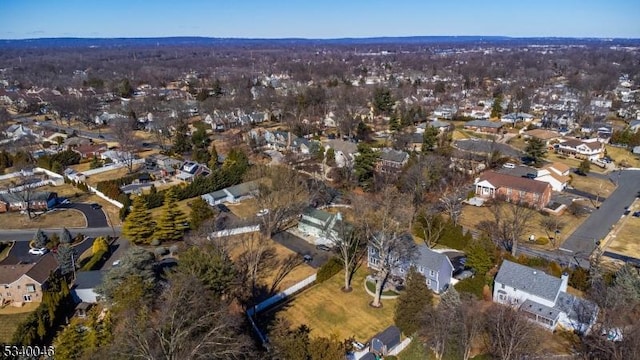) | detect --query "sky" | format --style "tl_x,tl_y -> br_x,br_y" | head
1,0 -> 639,39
